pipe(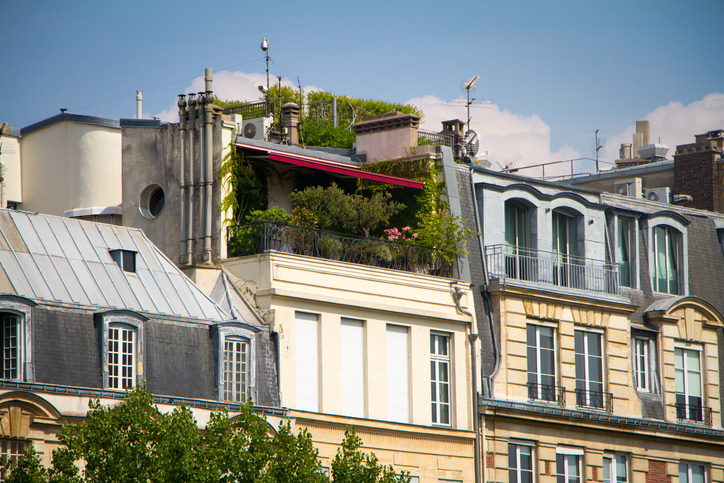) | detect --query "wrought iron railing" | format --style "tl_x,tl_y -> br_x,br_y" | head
675,402 -> 712,426
418,130 -> 454,148
527,383 -> 566,406
575,388 -> 613,413
485,244 -> 620,295
227,222 -> 453,278
223,100 -> 269,120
